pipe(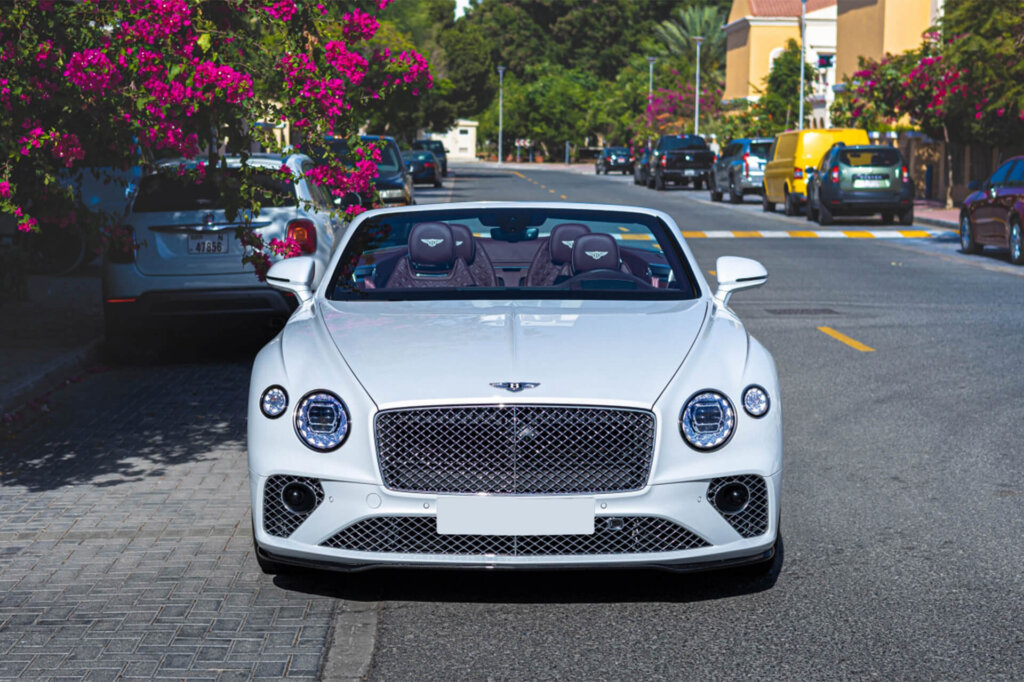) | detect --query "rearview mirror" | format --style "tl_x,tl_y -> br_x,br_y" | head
266,255 -> 316,304
713,256 -> 767,307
